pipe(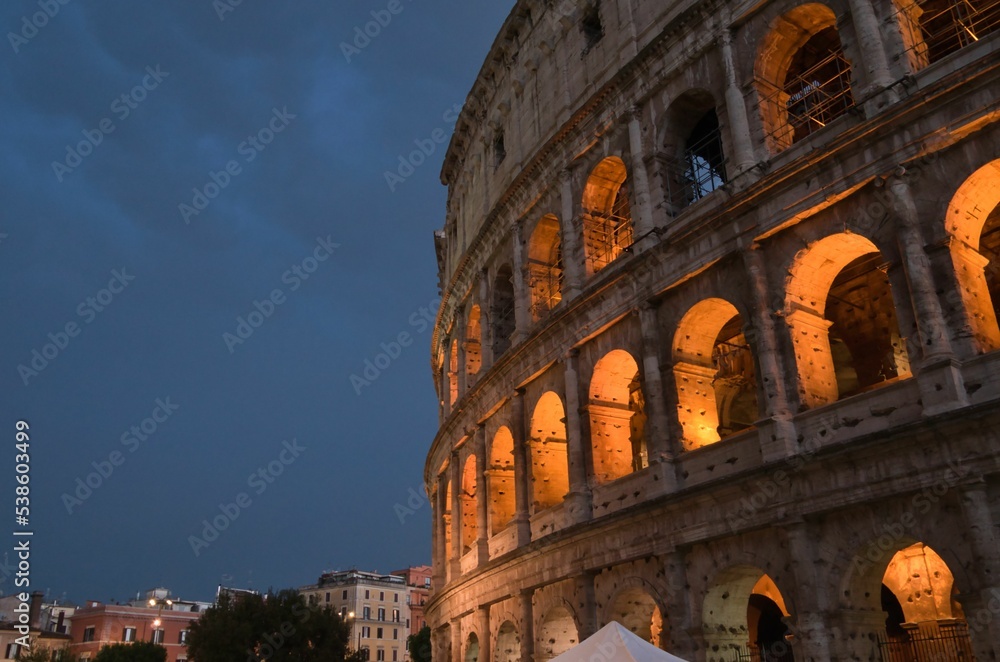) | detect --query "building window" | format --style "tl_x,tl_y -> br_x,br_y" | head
393,650 -> 398,661
152,629 -> 165,644
179,629 -> 189,644
83,626 -> 95,642
377,648 -> 385,661
379,591 -> 385,601
360,647 -> 370,661
393,628 -> 399,640
123,627 -> 137,642
362,626 -> 371,638
343,590 -> 348,600
326,592 -> 331,603
392,609 -> 400,623
365,590 -> 370,599
394,593 -> 399,603
377,627 -> 384,639
378,608 -> 386,622
363,606 -> 371,619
